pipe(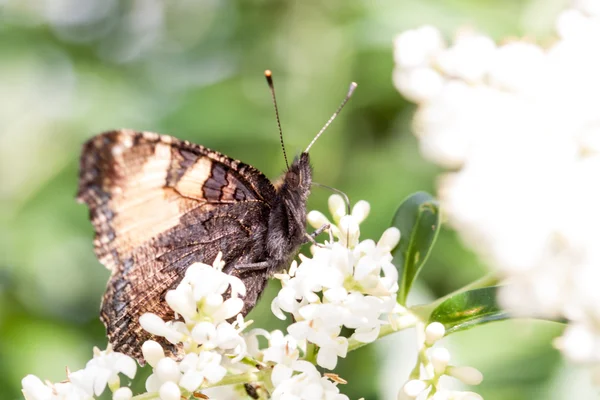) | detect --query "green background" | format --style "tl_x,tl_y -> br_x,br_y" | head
1,0 -> 589,399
